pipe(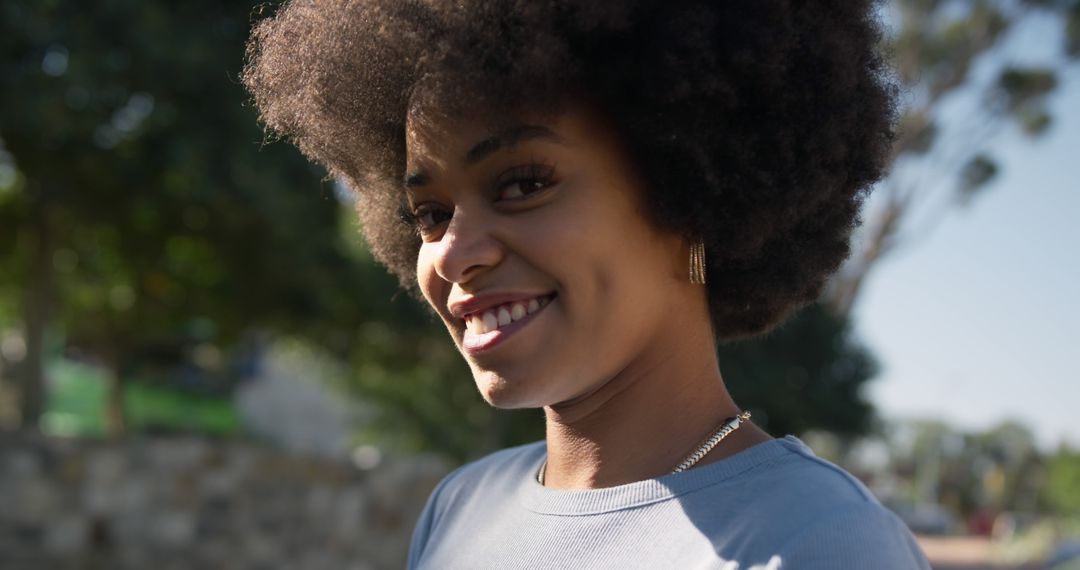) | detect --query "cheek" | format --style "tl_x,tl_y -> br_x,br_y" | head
416,244 -> 446,309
